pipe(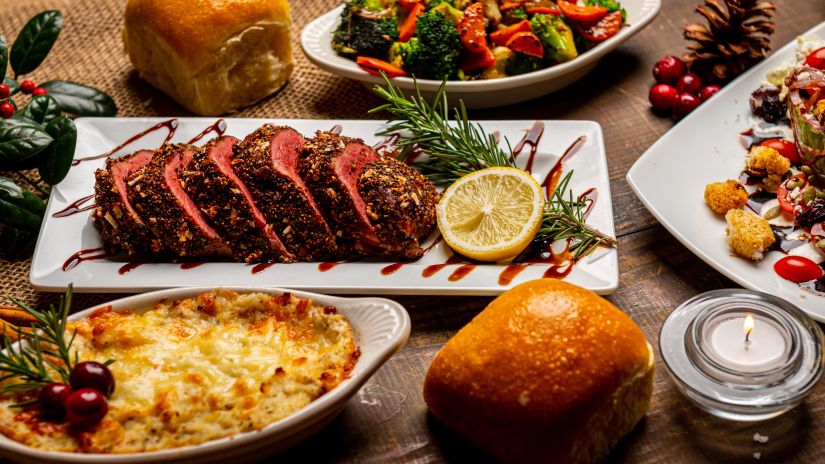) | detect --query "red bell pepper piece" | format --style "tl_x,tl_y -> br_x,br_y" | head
575,10 -> 622,43
498,2 -> 522,11
526,6 -> 561,15
356,56 -> 409,77
459,3 -> 489,55
506,31 -> 544,58
462,47 -> 498,71
557,0 -> 608,22
397,0 -> 421,9
490,20 -> 532,47
399,2 -> 425,42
